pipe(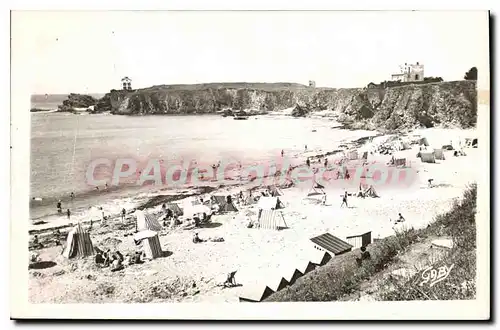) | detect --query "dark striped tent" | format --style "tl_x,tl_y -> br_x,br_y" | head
211,195 -> 238,213
63,223 -> 94,259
